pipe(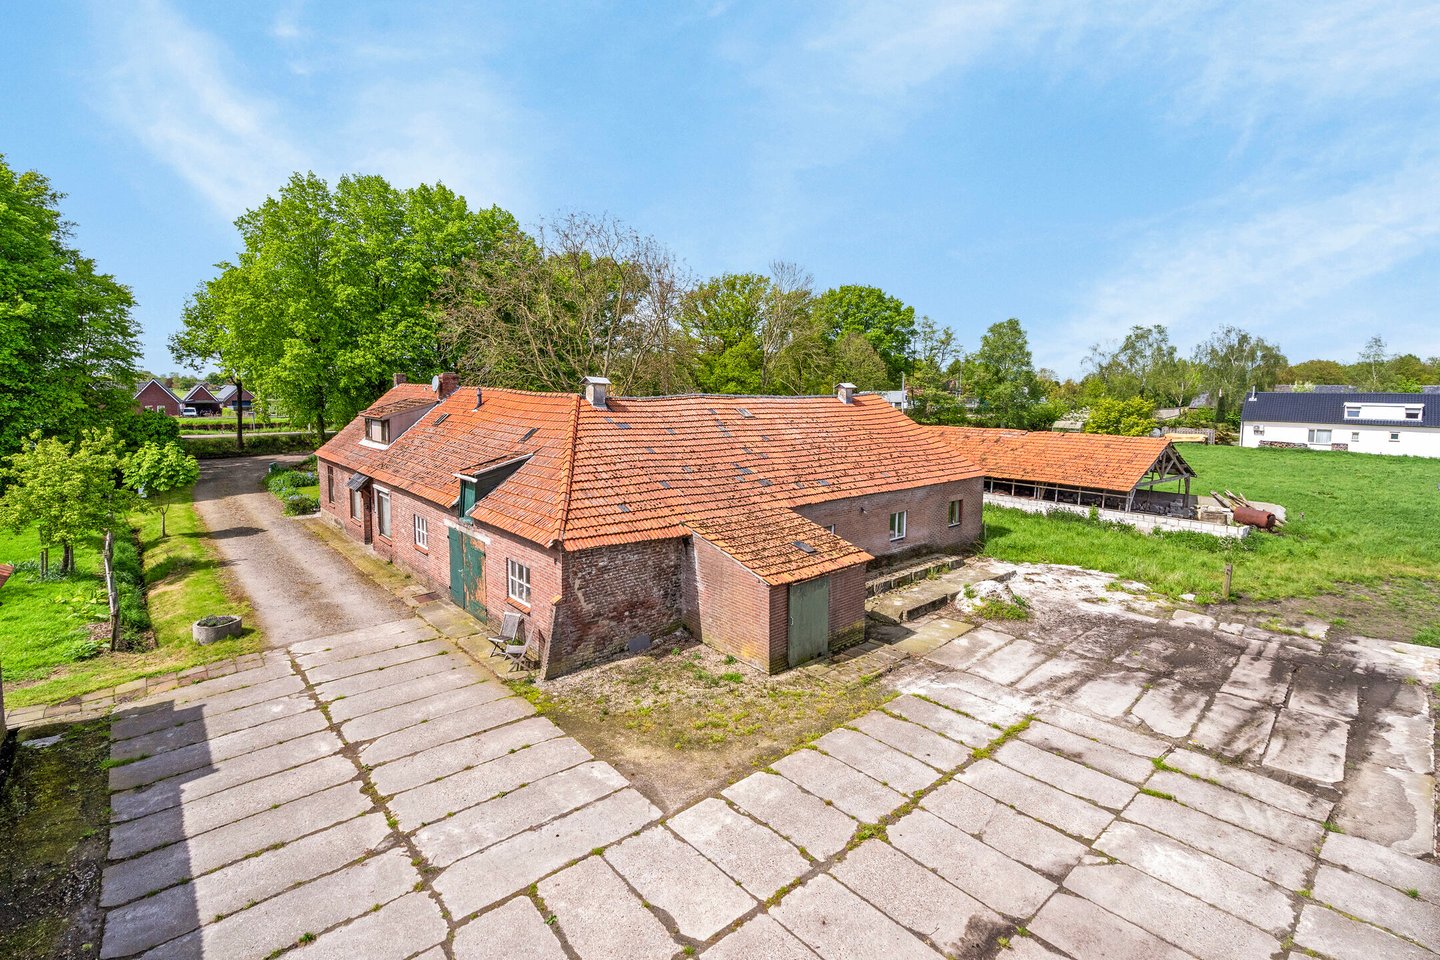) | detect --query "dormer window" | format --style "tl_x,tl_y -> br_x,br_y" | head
365,418 -> 390,444
1406,407 -> 1422,420
1344,407 -> 1360,419
458,478 -> 479,519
